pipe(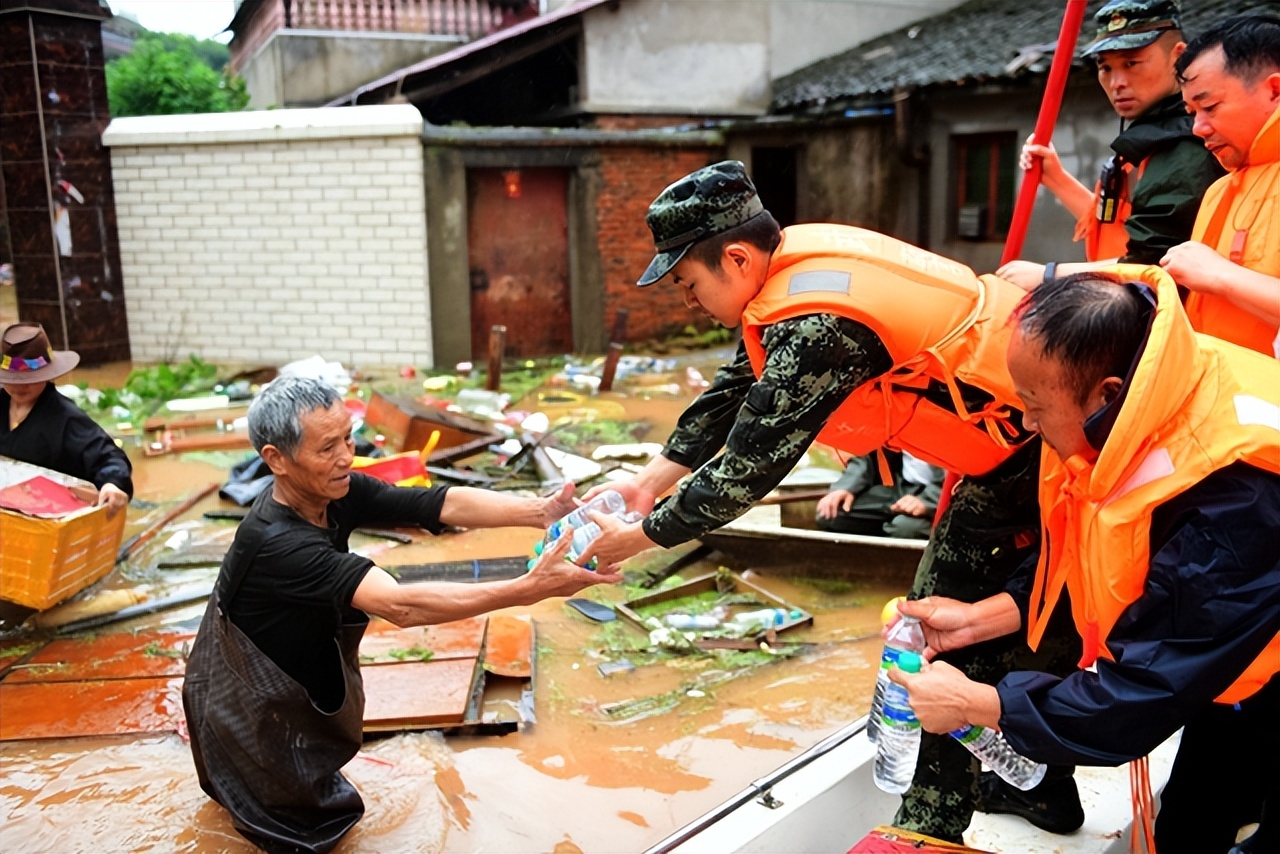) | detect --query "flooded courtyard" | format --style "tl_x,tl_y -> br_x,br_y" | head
0,345 -> 906,853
